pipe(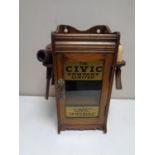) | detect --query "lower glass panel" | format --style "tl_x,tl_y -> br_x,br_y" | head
65,90 -> 101,106
64,61 -> 104,118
